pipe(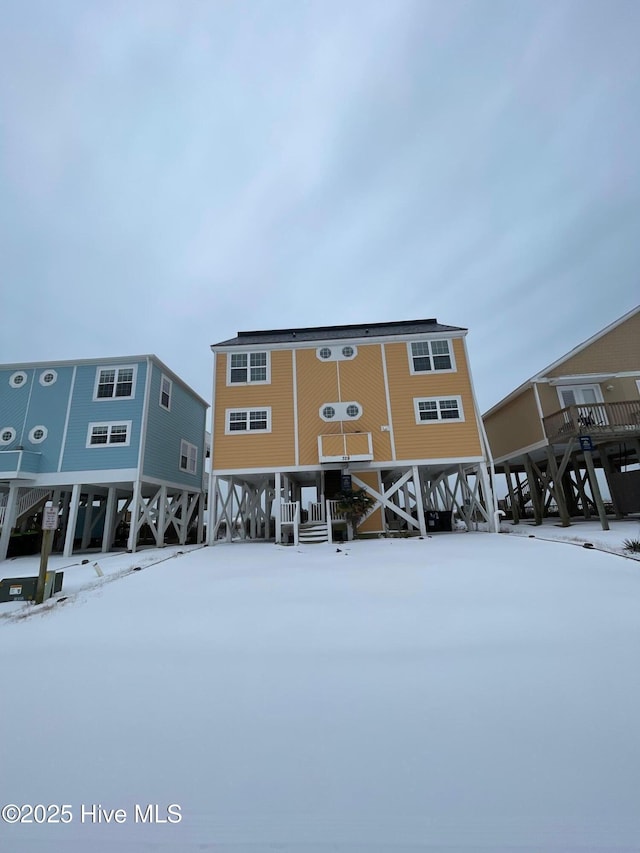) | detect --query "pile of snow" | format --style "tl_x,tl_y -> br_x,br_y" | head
1,535 -> 640,852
